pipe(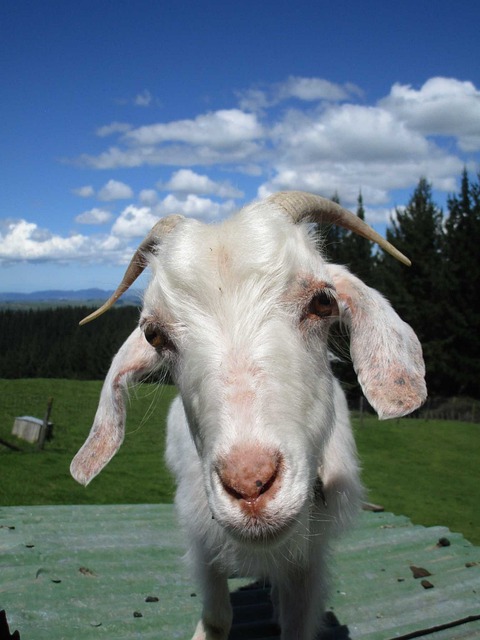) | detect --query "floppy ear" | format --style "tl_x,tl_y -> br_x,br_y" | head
70,327 -> 162,486
329,265 -> 427,419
